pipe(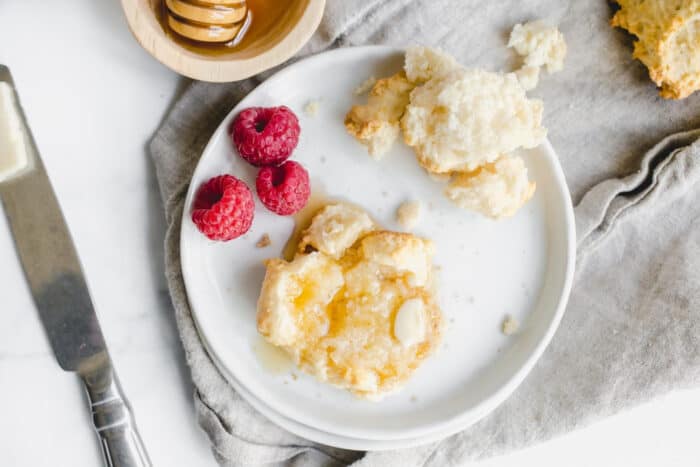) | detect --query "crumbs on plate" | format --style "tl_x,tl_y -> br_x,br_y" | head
256,233 -> 272,248
304,100 -> 320,116
396,200 -> 422,230
501,315 -> 519,335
